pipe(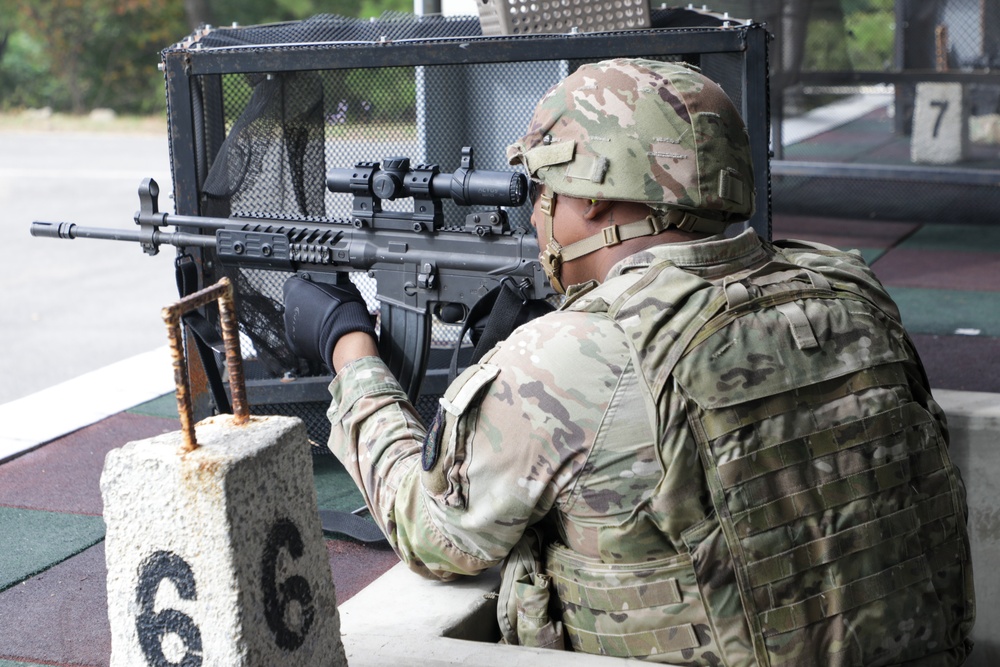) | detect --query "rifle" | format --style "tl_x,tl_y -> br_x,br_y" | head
31,146 -> 554,405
